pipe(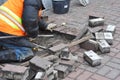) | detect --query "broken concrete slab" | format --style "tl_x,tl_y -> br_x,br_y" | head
84,50 -> 102,67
